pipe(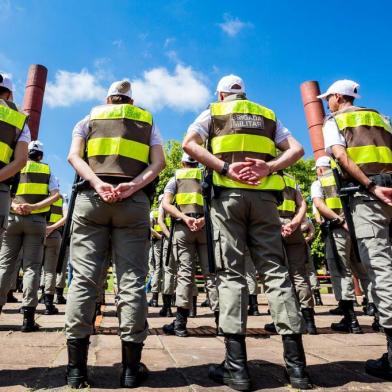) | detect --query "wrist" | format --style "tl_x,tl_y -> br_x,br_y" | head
365,179 -> 376,192
220,161 -> 230,176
